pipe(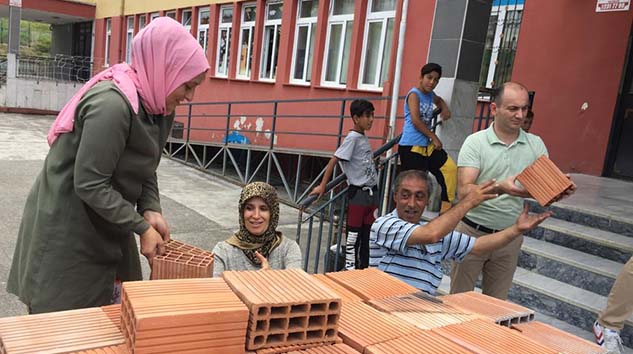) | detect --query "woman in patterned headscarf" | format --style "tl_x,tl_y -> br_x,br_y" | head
213,182 -> 302,276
